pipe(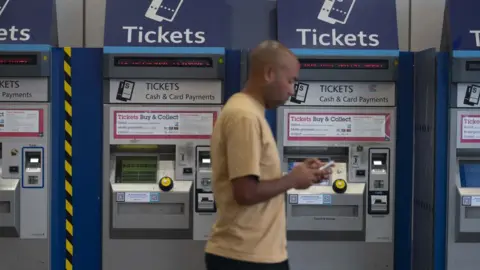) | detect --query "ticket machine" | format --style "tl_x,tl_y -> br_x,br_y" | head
445,57 -> 480,268
277,55 -> 399,269
102,50 -> 224,270
0,51 -> 51,268
409,2 -> 480,269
